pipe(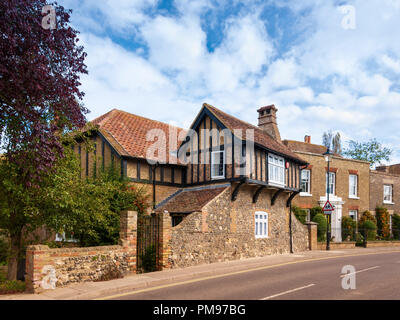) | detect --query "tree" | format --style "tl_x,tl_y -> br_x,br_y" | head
343,139 -> 392,167
0,137 -> 149,279
375,207 -> 390,239
0,0 -> 88,184
0,0 -> 87,280
322,130 -> 342,155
